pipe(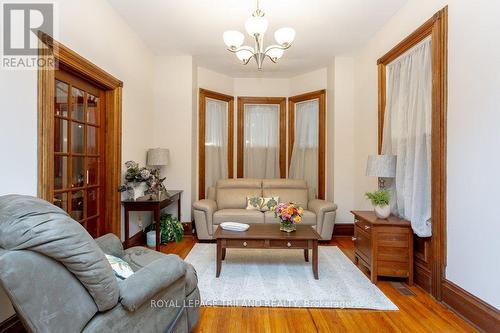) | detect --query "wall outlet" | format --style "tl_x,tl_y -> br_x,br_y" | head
138,215 -> 143,230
